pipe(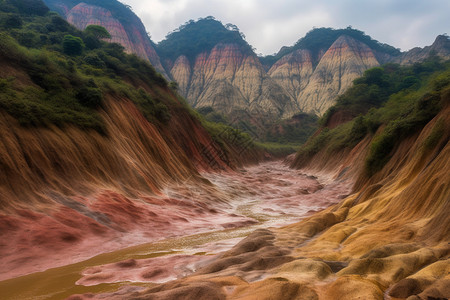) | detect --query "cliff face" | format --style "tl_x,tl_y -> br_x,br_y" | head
170,44 -> 295,120
43,0 -> 167,76
270,36 -> 380,115
168,37 -> 382,119
268,49 -> 314,101
167,31 -> 450,121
